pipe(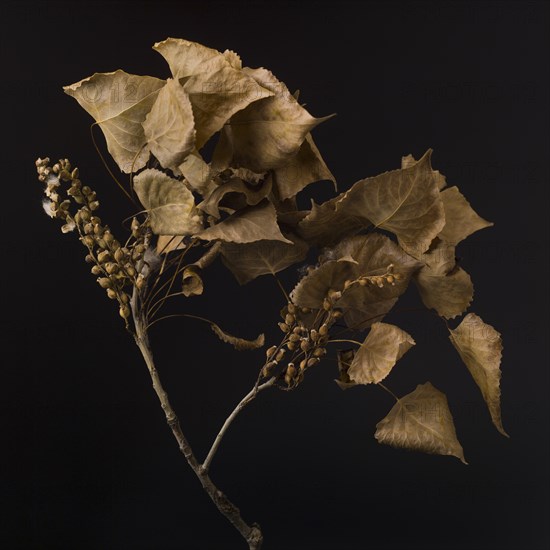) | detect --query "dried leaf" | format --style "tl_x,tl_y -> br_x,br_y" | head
178,151 -> 214,195
413,237 -> 456,276
375,382 -> 467,464
290,257 -> 358,309
401,153 -> 446,190
348,322 -> 415,384
210,323 -> 265,351
199,175 -> 272,219
439,186 -> 493,245
335,349 -> 357,390
449,314 -> 508,436
154,39 -> 273,148
272,133 -> 336,201
64,70 -> 165,173
182,266 -> 203,297
415,265 -> 473,319
142,78 -> 195,172
296,195 -> 364,247
221,67 -> 332,171
156,235 -> 185,254
342,150 -> 445,255
197,200 -> 291,244
133,168 -> 203,235
221,234 -> 309,285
